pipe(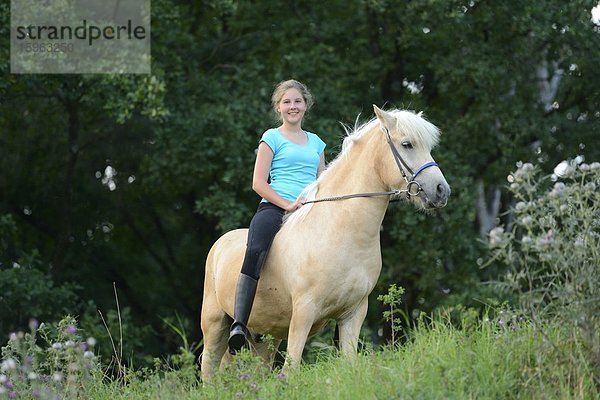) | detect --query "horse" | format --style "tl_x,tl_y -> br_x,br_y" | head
200,105 -> 450,381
